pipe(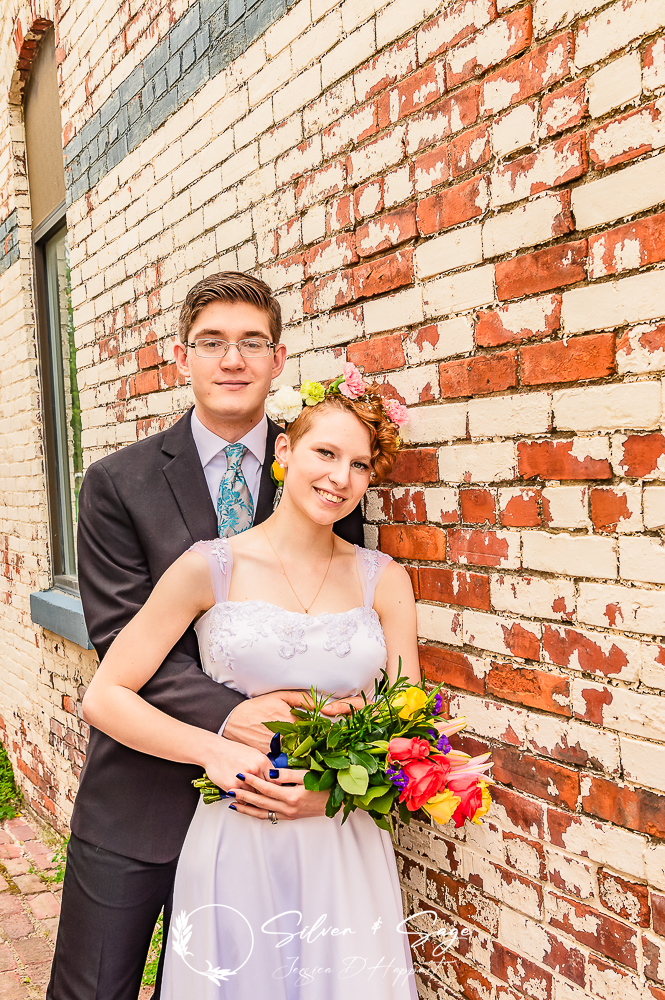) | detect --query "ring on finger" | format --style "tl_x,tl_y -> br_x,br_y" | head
268,811 -> 278,825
